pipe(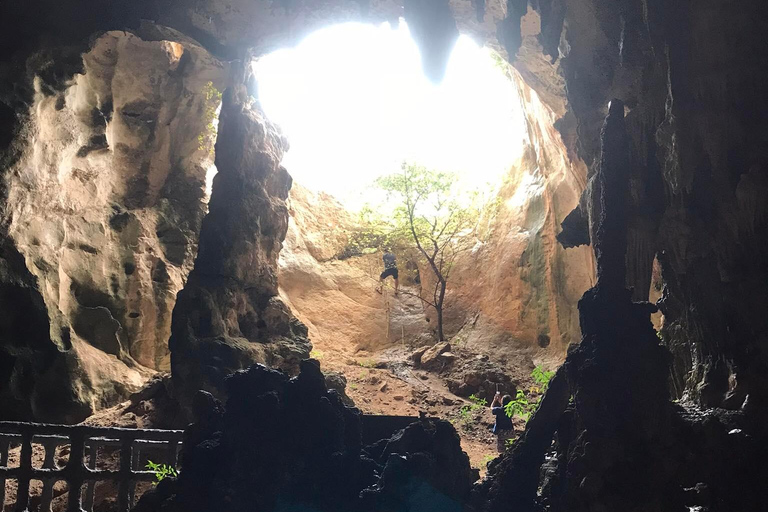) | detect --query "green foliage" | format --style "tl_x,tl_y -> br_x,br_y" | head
197,81 -> 222,156
480,454 -> 496,468
469,394 -> 488,407
459,394 -> 488,423
504,390 -> 536,420
531,366 -> 555,393
374,164 -> 482,272
146,460 -> 177,484
504,367 -> 556,422
357,359 -> 377,369
348,383 -> 358,390
310,349 -> 324,360
337,205 -> 411,259
505,437 -> 516,449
